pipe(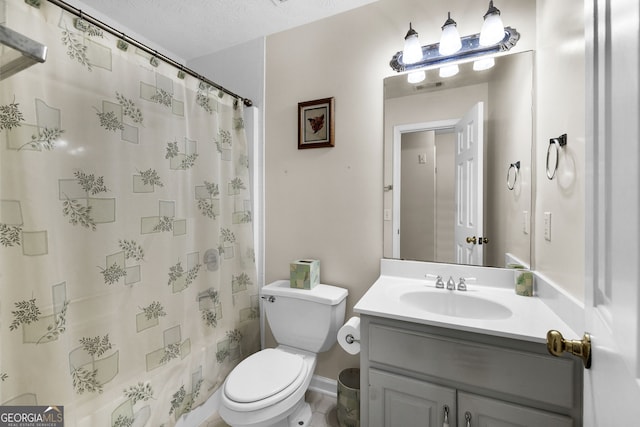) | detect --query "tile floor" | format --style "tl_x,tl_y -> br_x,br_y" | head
200,390 -> 340,427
